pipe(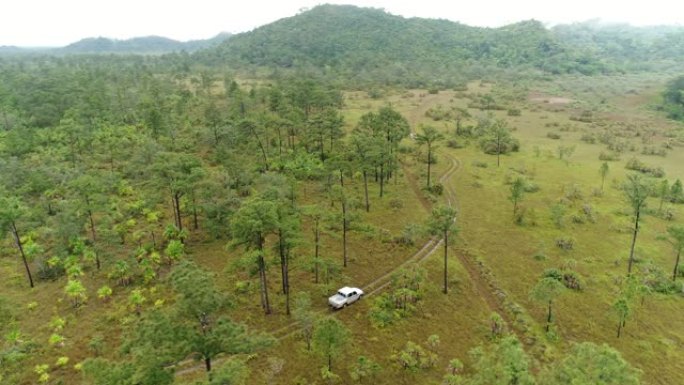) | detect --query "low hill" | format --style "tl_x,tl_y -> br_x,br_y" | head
63,33 -> 232,54
201,5 -> 608,85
